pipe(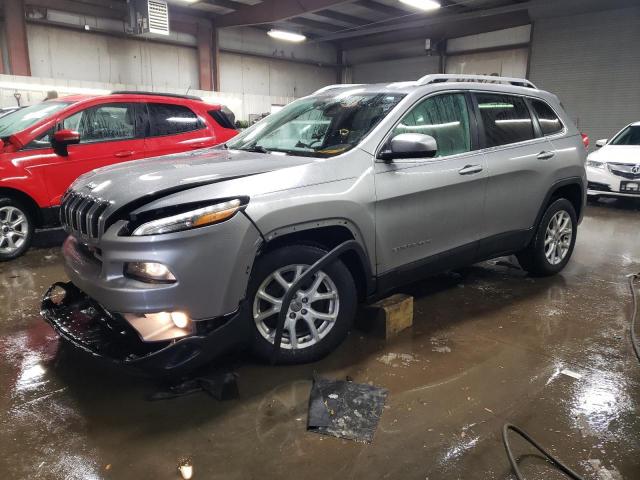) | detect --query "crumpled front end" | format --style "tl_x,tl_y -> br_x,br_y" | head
41,282 -> 250,376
